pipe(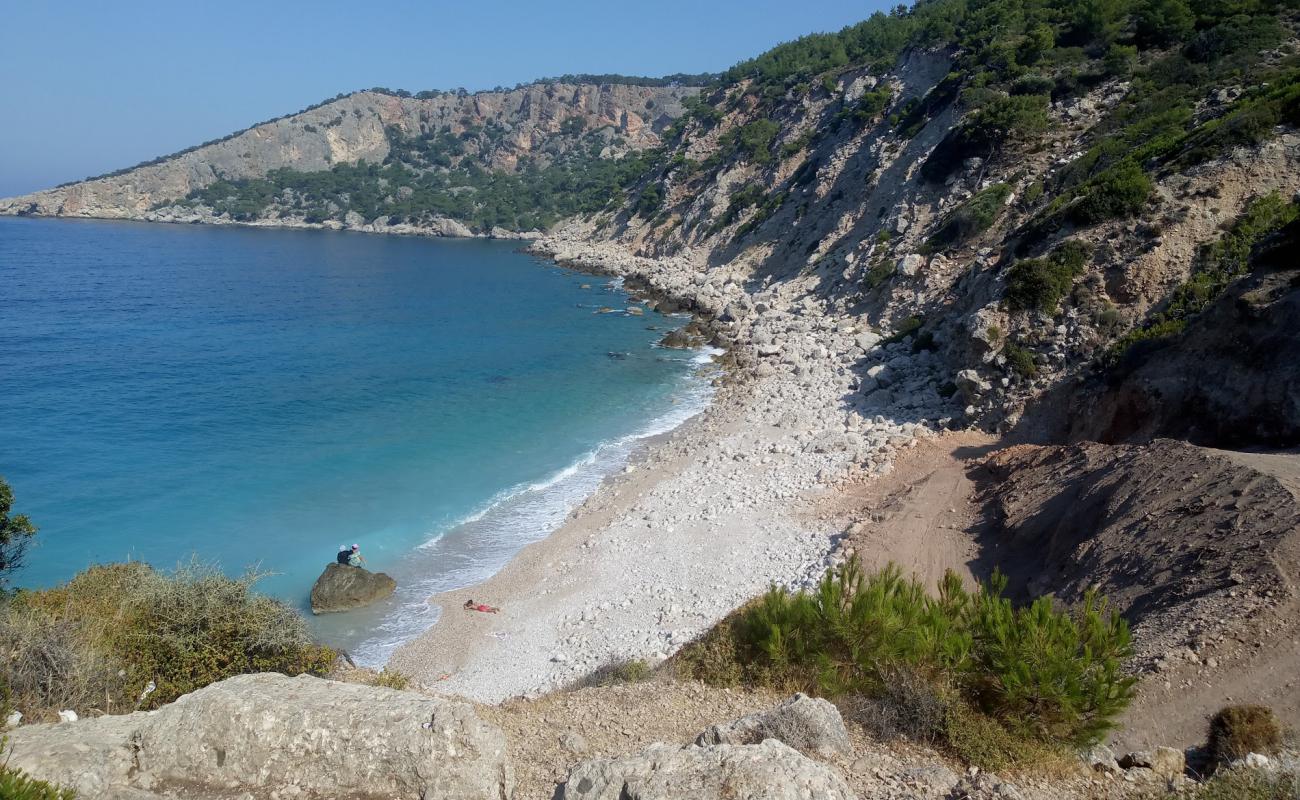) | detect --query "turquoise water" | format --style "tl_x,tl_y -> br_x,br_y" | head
0,217 -> 712,662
